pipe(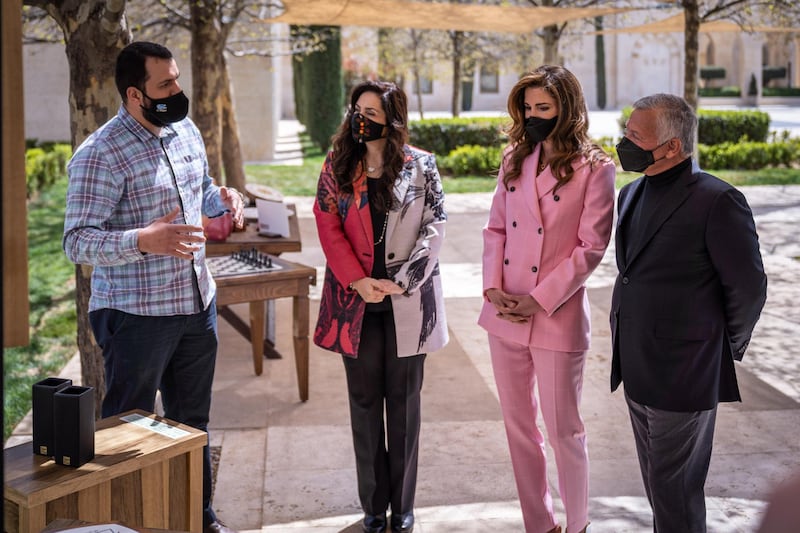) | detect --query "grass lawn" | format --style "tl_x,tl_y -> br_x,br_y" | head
3,176 -> 77,439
